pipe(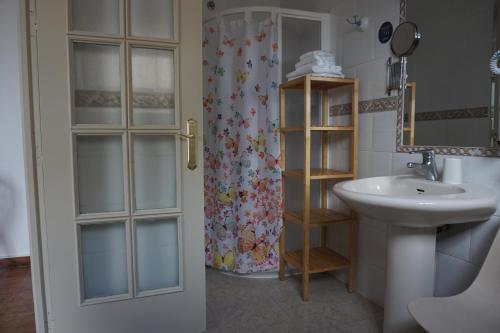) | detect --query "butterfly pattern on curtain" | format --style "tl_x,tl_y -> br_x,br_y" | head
203,18 -> 282,273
